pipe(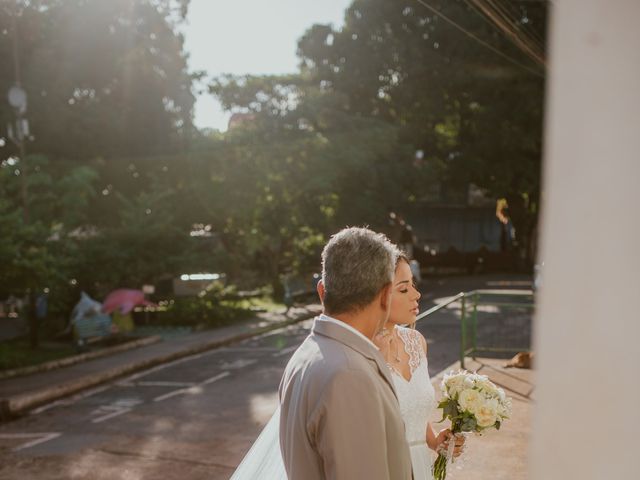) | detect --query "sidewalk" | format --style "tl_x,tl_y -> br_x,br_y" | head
0,305 -> 321,420
430,357 -> 534,480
